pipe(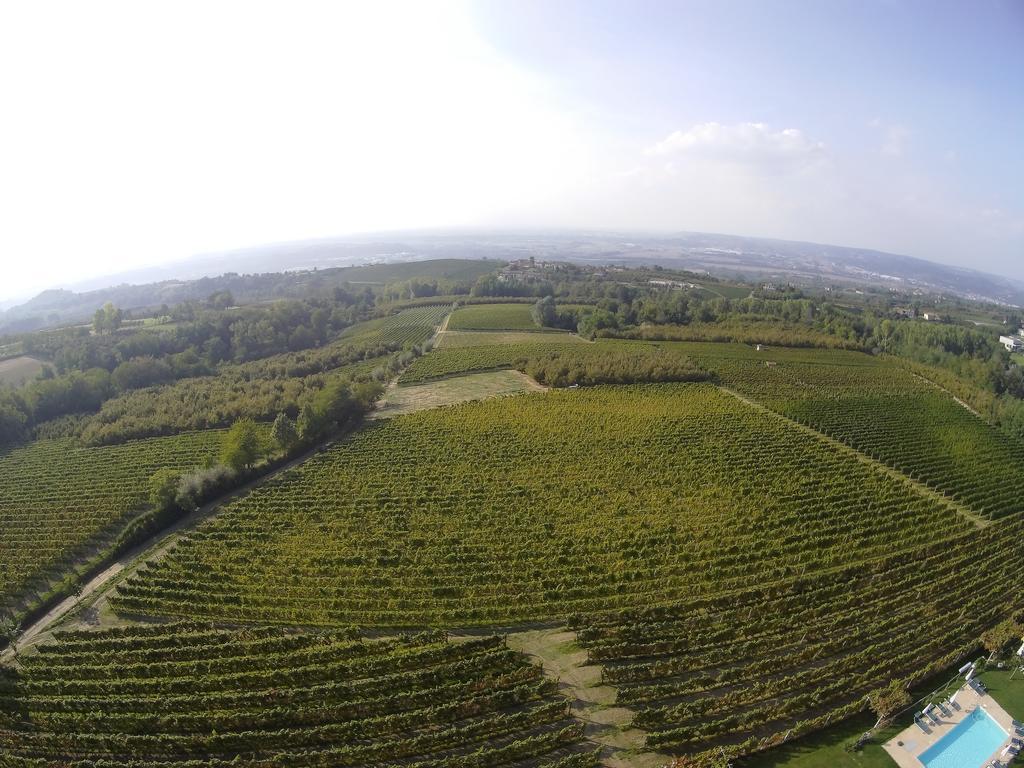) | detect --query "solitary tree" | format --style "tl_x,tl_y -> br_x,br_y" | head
271,413 -> 299,451
868,680 -> 911,726
220,418 -> 263,471
92,302 -> 123,334
982,619 -> 1023,658
148,468 -> 182,512
531,296 -> 557,328
296,403 -> 320,442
